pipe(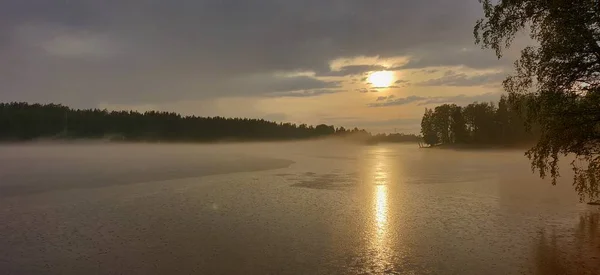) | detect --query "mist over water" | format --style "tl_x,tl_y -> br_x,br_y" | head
0,142 -> 598,274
